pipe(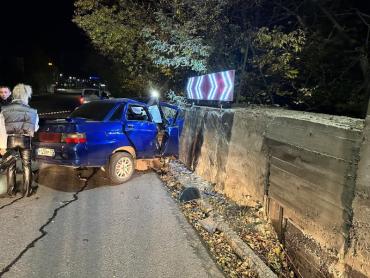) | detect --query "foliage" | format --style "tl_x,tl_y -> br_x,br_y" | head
243,27 -> 306,104
166,90 -> 188,108
142,12 -> 211,74
74,0 -> 370,117
73,0 -> 160,94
